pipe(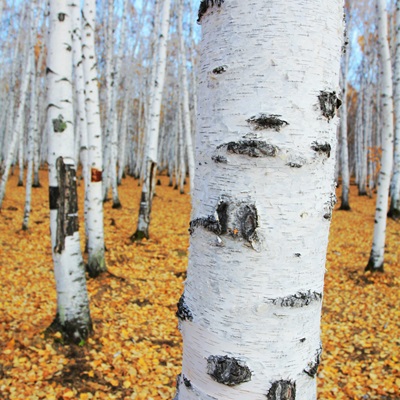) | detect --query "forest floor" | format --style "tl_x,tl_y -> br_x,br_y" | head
0,169 -> 399,400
